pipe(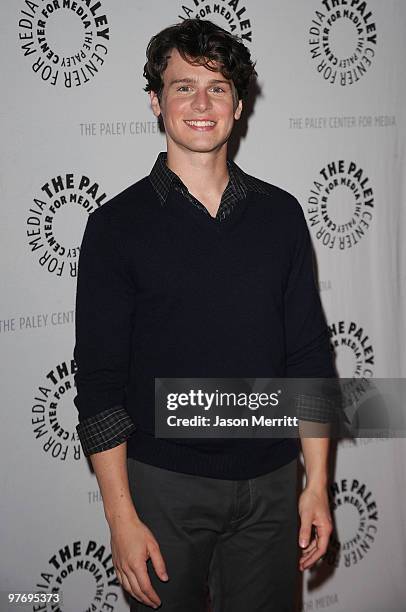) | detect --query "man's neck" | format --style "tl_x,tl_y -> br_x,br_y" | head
166,145 -> 230,216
